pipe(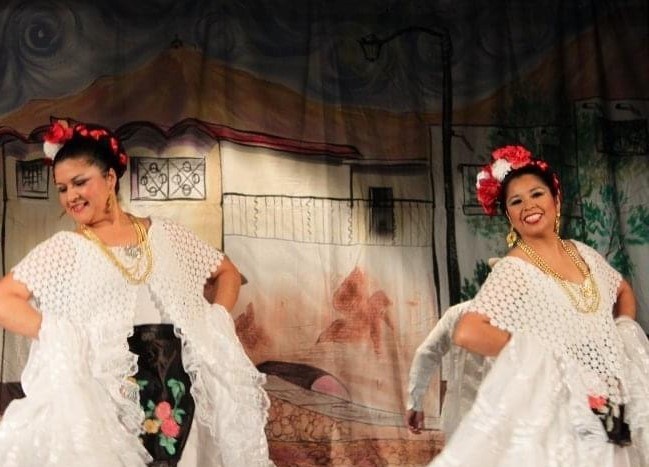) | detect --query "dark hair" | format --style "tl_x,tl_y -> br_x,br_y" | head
498,163 -> 561,214
53,124 -> 127,193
